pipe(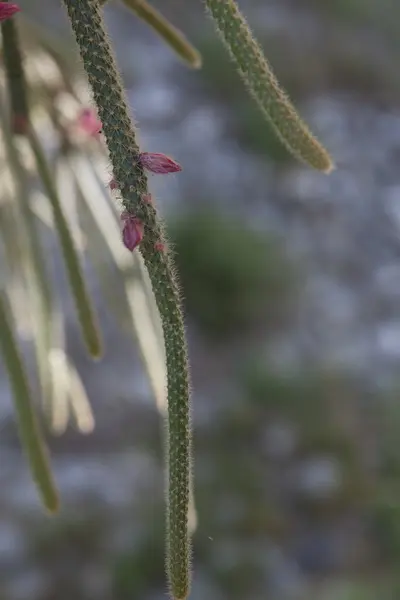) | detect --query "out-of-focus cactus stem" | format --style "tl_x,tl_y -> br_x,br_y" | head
0,87 -> 55,435
100,0 -> 202,69
62,1 -> 192,598
1,12 -> 29,134
0,293 -> 59,513
28,127 -> 104,360
1,6 -> 103,360
204,0 -> 335,173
